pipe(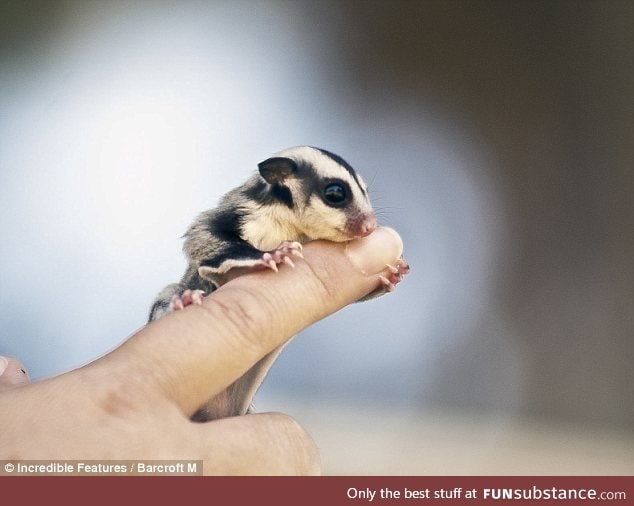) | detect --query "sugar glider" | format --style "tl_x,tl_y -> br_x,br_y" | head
149,146 -> 409,421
